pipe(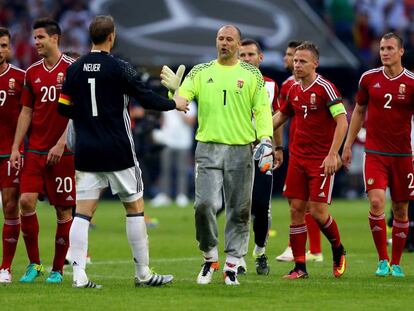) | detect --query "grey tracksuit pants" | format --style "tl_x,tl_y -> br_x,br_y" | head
194,142 -> 253,258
